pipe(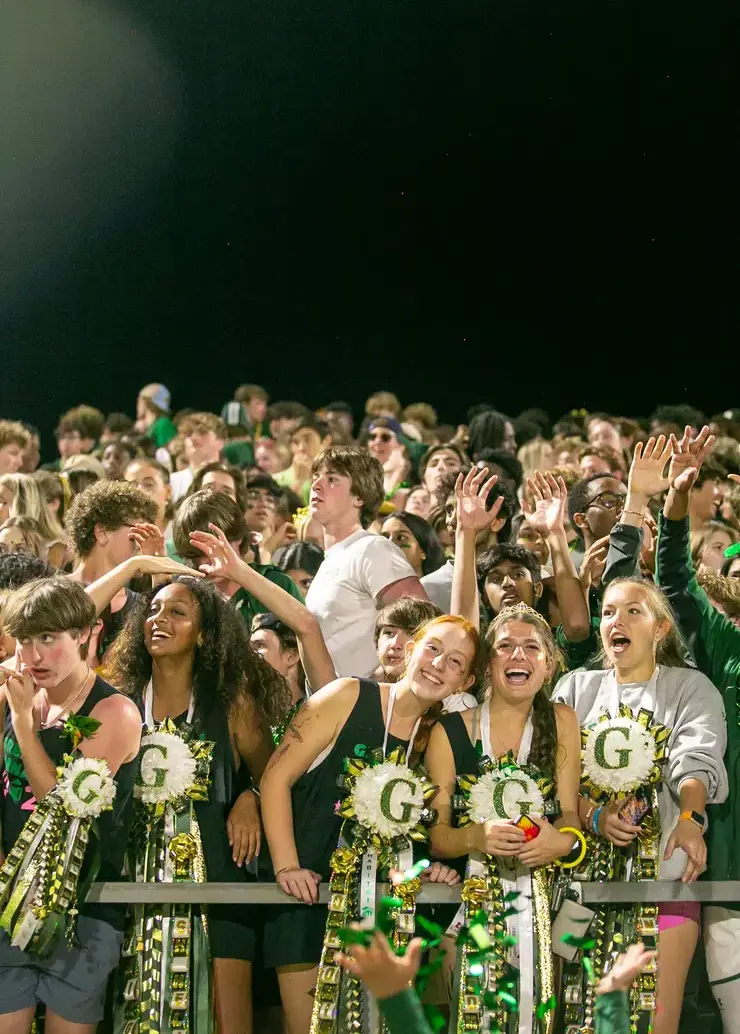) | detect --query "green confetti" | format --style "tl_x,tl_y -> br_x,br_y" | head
583,957 -> 596,984
377,896 -> 402,936
561,933 -> 595,950
536,996 -> 557,1018
424,1006 -> 446,1033
469,924 -> 492,950
503,890 -> 521,903
498,991 -> 518,1012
